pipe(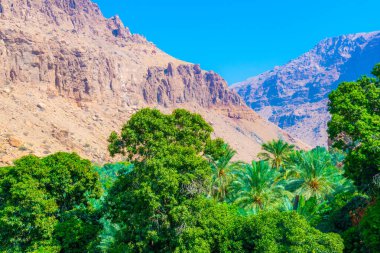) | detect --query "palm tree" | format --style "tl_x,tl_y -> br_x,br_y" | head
229,160 -> 290,214
258,139 -> 295,170
286,147 -> 345,202
208,144 -> 238,201
281,195 -> 330,226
